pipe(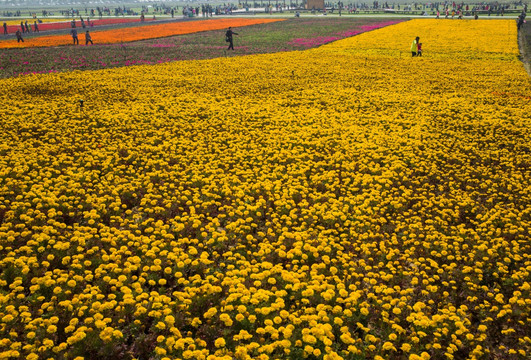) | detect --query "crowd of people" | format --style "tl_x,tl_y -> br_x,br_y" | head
0,1 -> 529,18
3,19 -> 40,38
2,15 -> 95,45
69,17 -> 94,45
